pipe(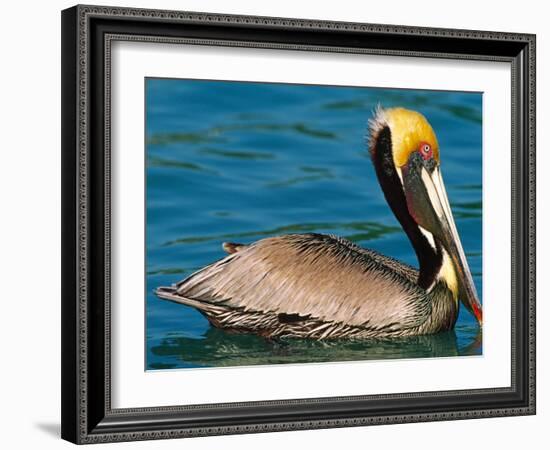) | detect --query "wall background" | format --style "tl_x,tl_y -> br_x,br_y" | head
0,0 -> 544,448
